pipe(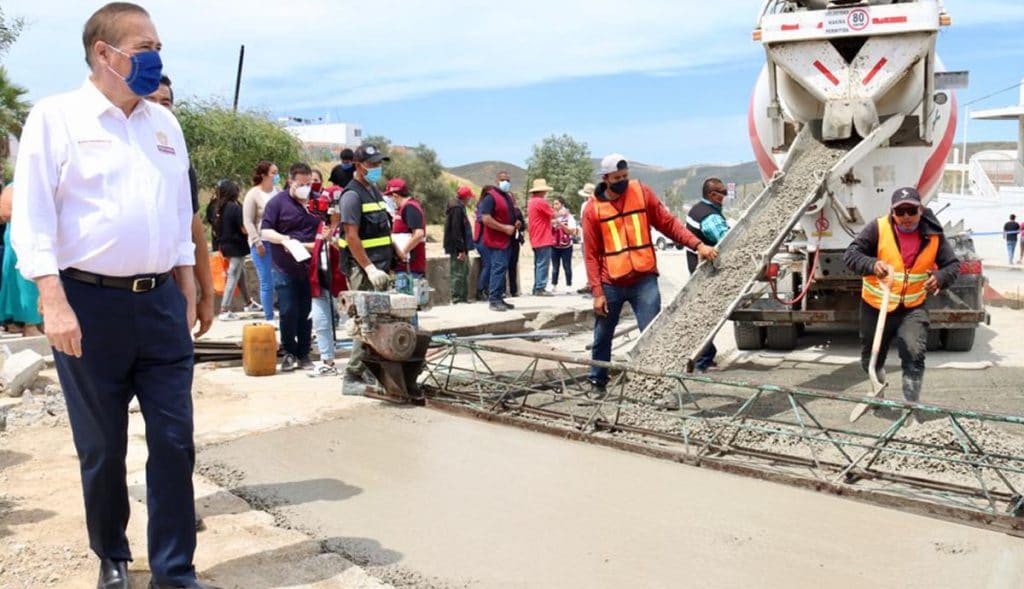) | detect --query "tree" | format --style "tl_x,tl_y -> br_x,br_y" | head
525,134 -> 593,213
175,99 -> 303,191
0,7 -> 24,59
0,8 -> 26,171
361,135 -> 454,225
0,67 -> 29,163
